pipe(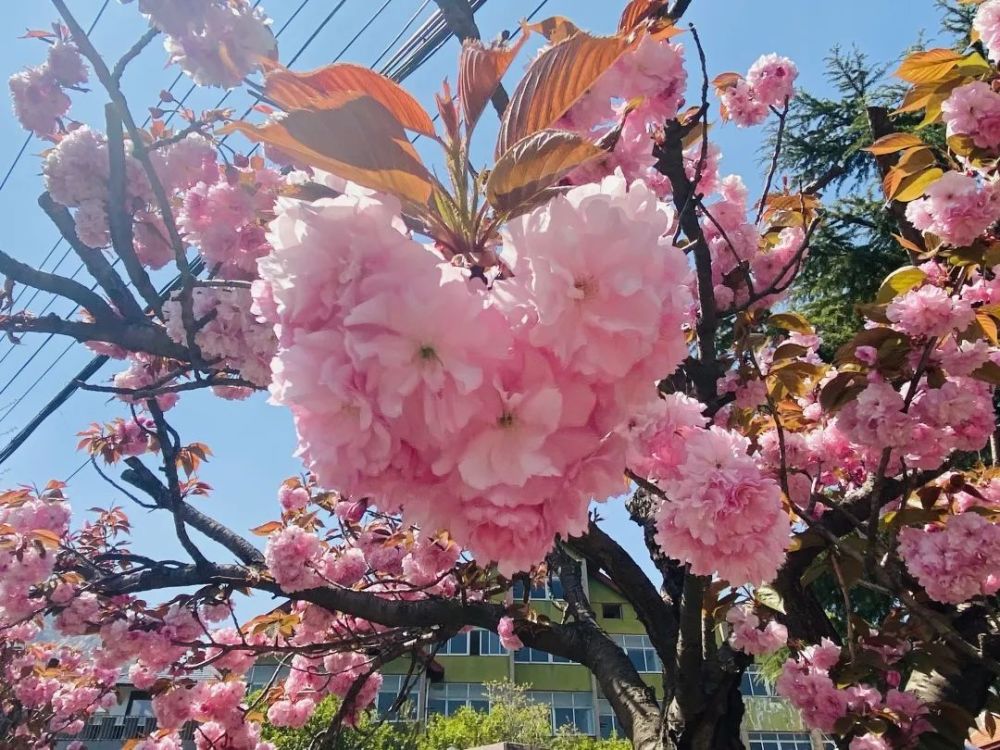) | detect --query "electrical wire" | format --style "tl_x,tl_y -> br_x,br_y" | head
2,0 -> 511,474
0,0 -> 411,466
0,0 -> 322,387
